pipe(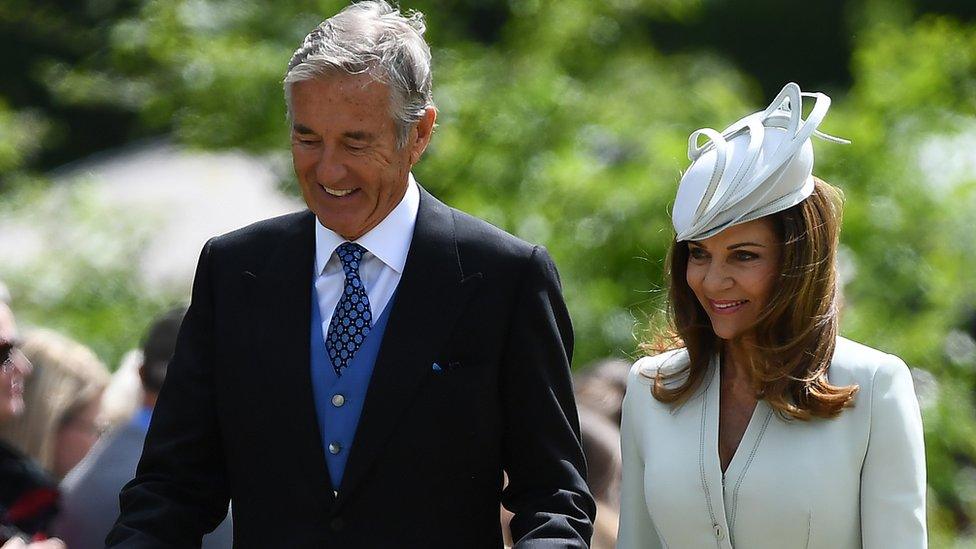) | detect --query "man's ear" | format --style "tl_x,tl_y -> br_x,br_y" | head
409,107 -> 437,165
